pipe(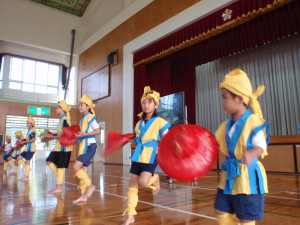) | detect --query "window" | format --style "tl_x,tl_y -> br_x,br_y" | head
9,57 -> 59,94
0,54 -> 77,105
